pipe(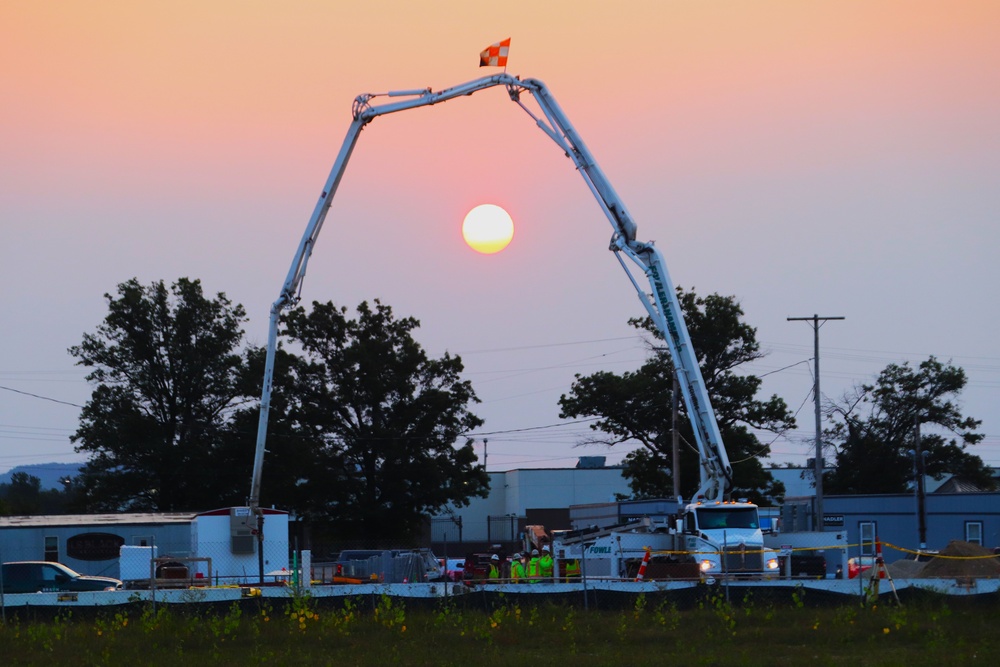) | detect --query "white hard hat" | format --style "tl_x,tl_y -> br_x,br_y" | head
542,545 -> 550,552
531,549 -> 539,556
491,554 -> 499,561
513,553 -> 521,559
